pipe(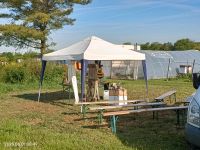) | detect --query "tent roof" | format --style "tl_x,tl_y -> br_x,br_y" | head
42,36 -> 145,61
